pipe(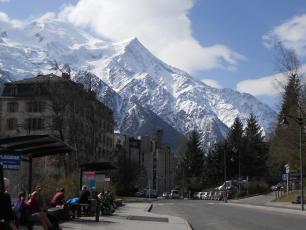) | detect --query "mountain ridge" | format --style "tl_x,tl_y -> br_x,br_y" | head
0,16 -> 277,148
